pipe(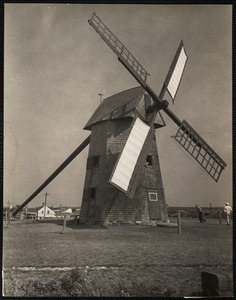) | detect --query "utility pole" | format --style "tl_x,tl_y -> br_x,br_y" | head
177,211 -> 182,235
43,191 -> 50,218
6,204 -> 12,228
25,204 -> 28,219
